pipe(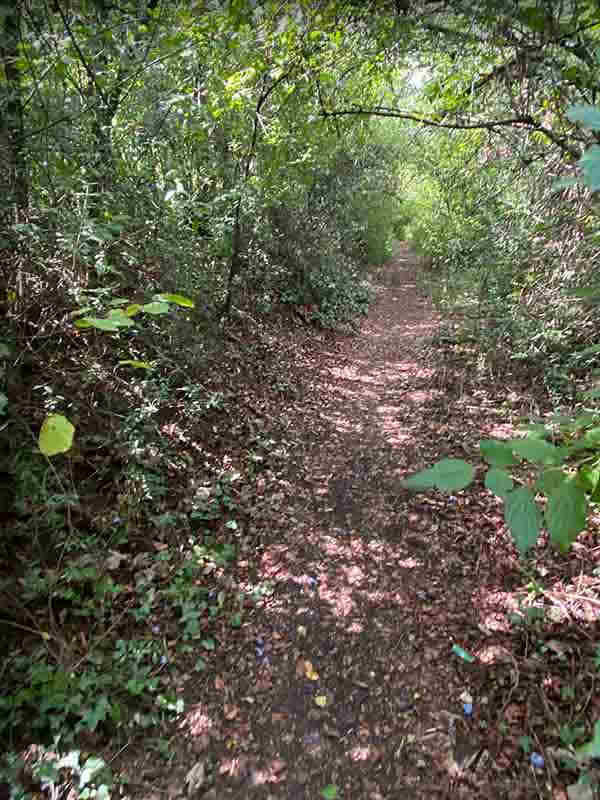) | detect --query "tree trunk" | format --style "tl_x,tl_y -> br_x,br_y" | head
0,1 -> 27,223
